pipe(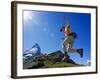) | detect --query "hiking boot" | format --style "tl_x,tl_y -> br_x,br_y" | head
62,54 -> 70,61
77,49 -> 83,58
